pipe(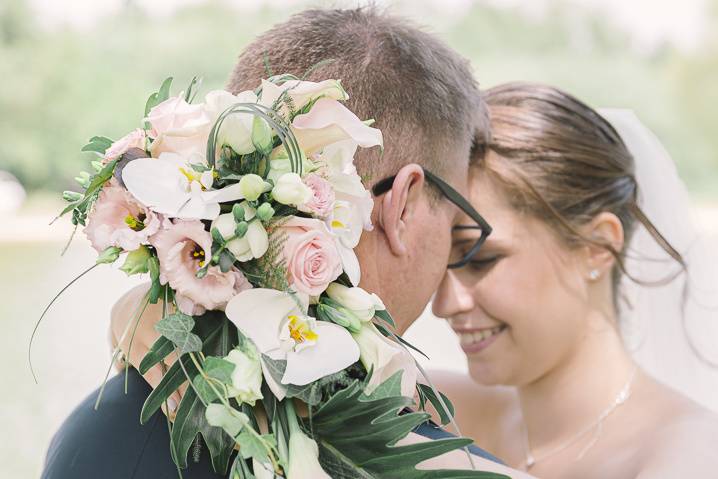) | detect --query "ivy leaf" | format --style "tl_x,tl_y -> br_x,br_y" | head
236,430 -> 275,463
204,356 -> 235,383
155,312 -> 202,354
